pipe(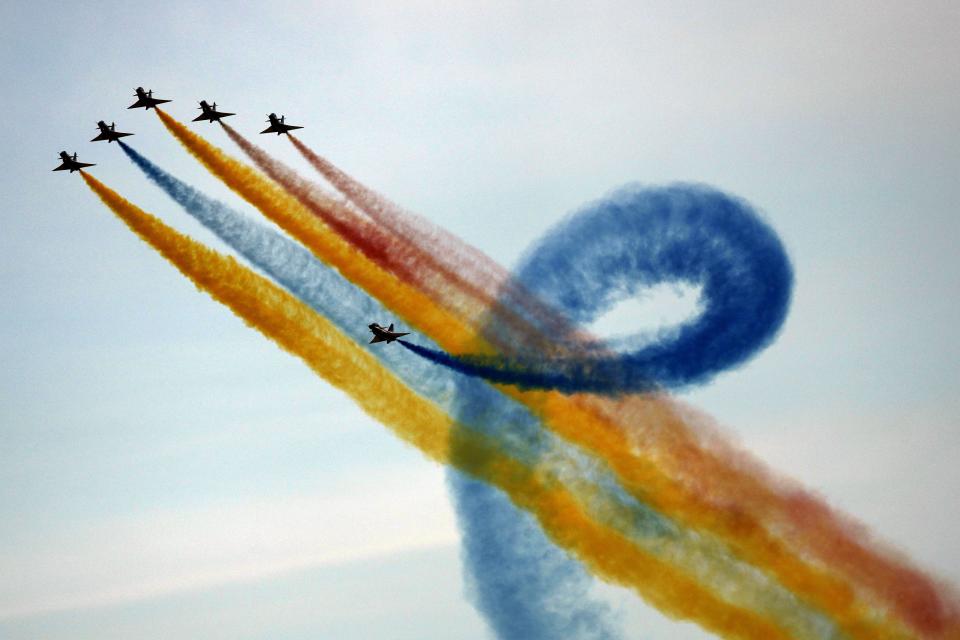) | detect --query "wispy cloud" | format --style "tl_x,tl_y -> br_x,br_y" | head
0,465 -> 455,619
